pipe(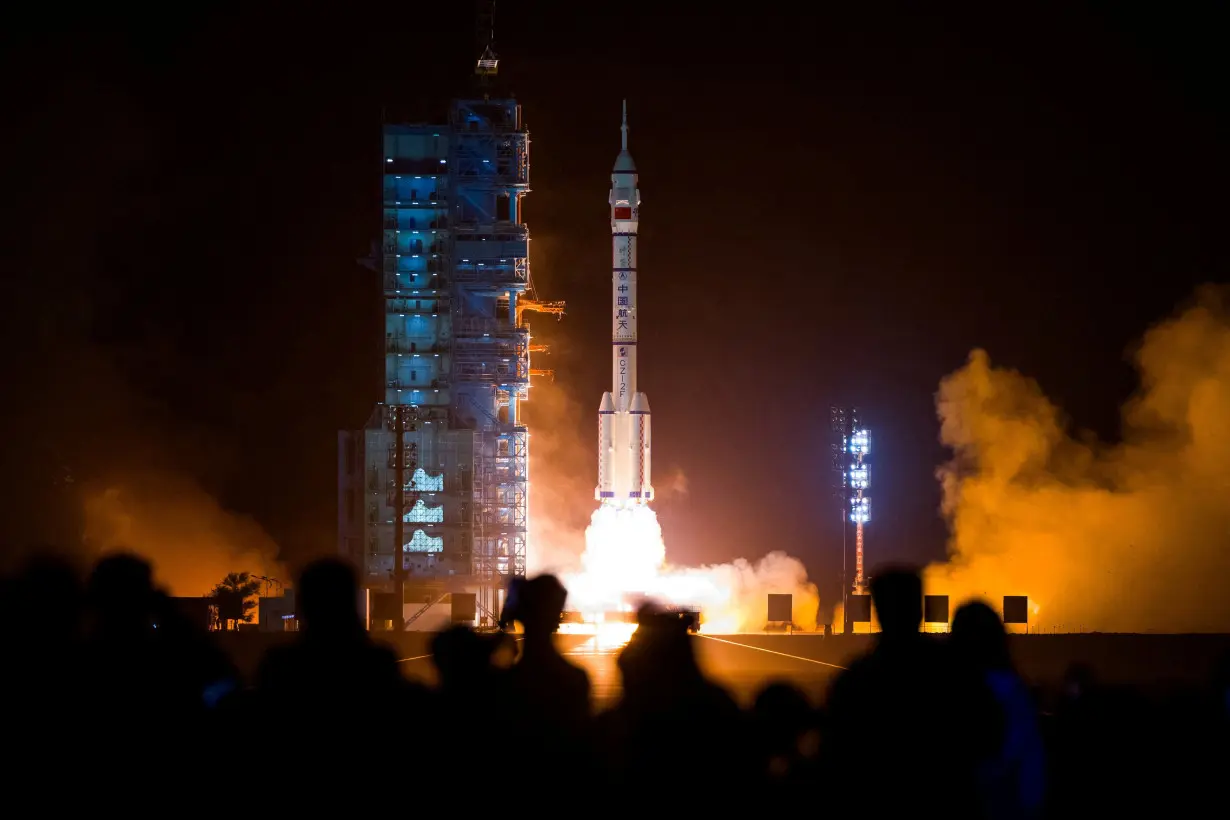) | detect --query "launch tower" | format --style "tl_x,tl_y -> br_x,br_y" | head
338,7 -> 561,628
